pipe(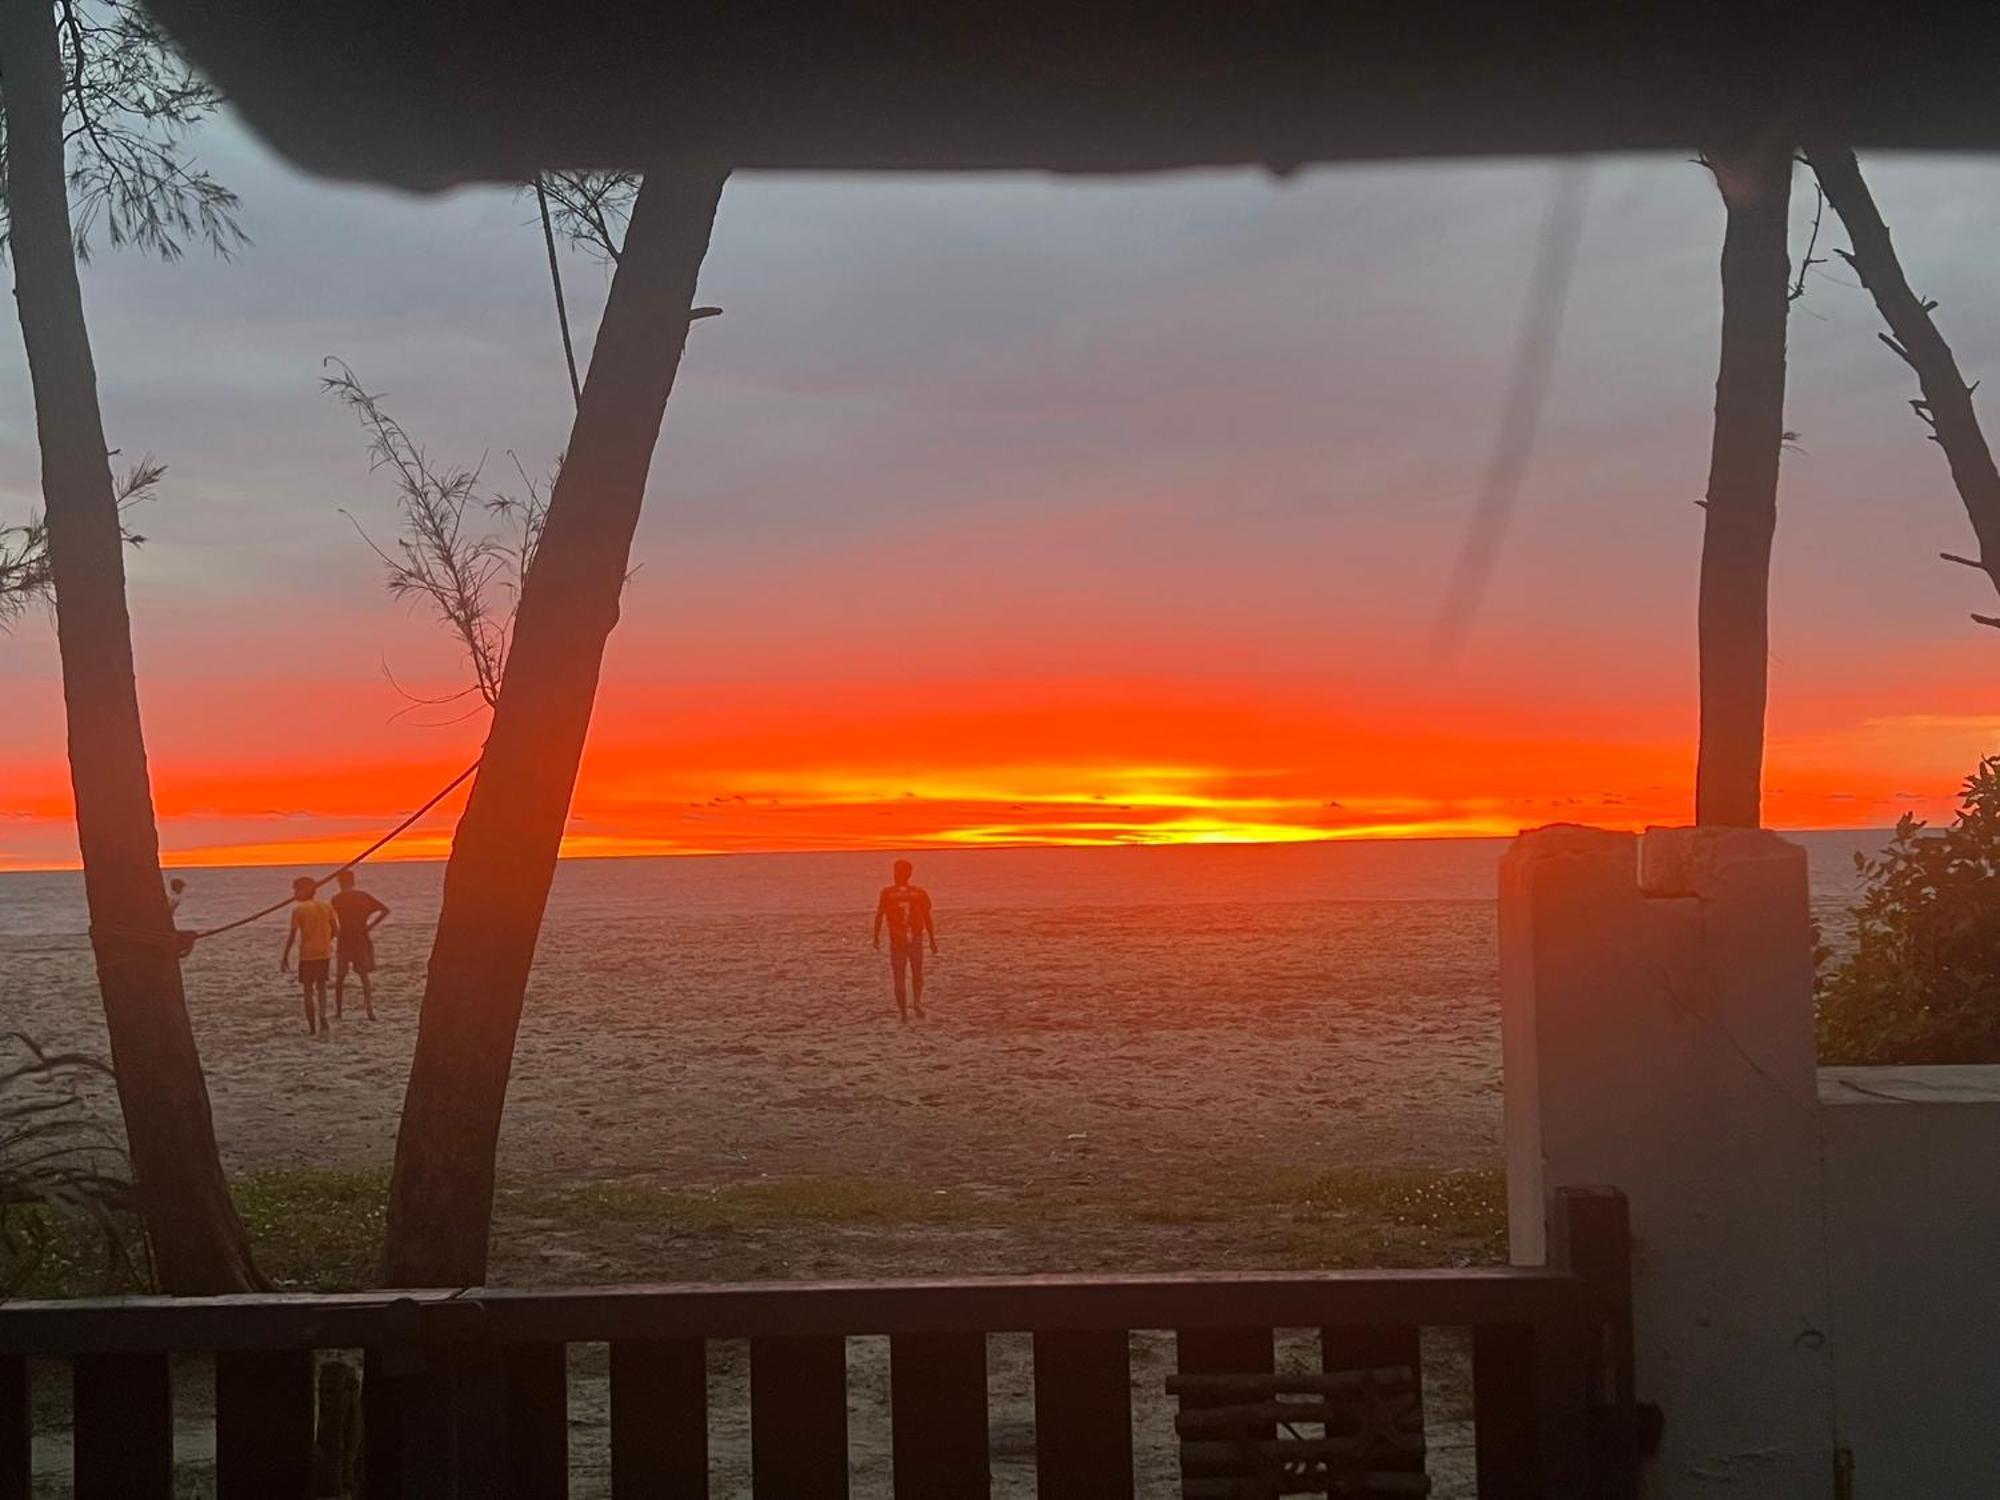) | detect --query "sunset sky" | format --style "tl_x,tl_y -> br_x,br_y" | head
5,126 -> 2000,870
